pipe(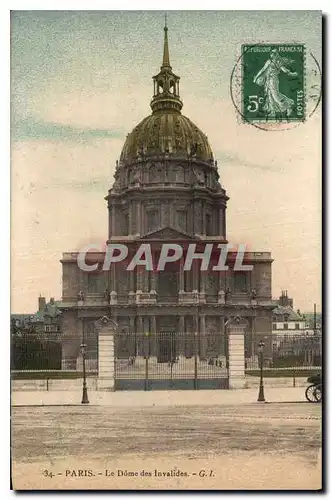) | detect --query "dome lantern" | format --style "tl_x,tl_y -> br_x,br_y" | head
119,20 -> 215,165
150,18 -> 183,114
